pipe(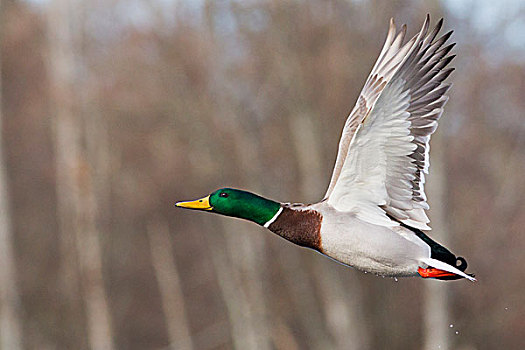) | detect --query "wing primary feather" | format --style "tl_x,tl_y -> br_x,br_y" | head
326,16 -> 455,232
